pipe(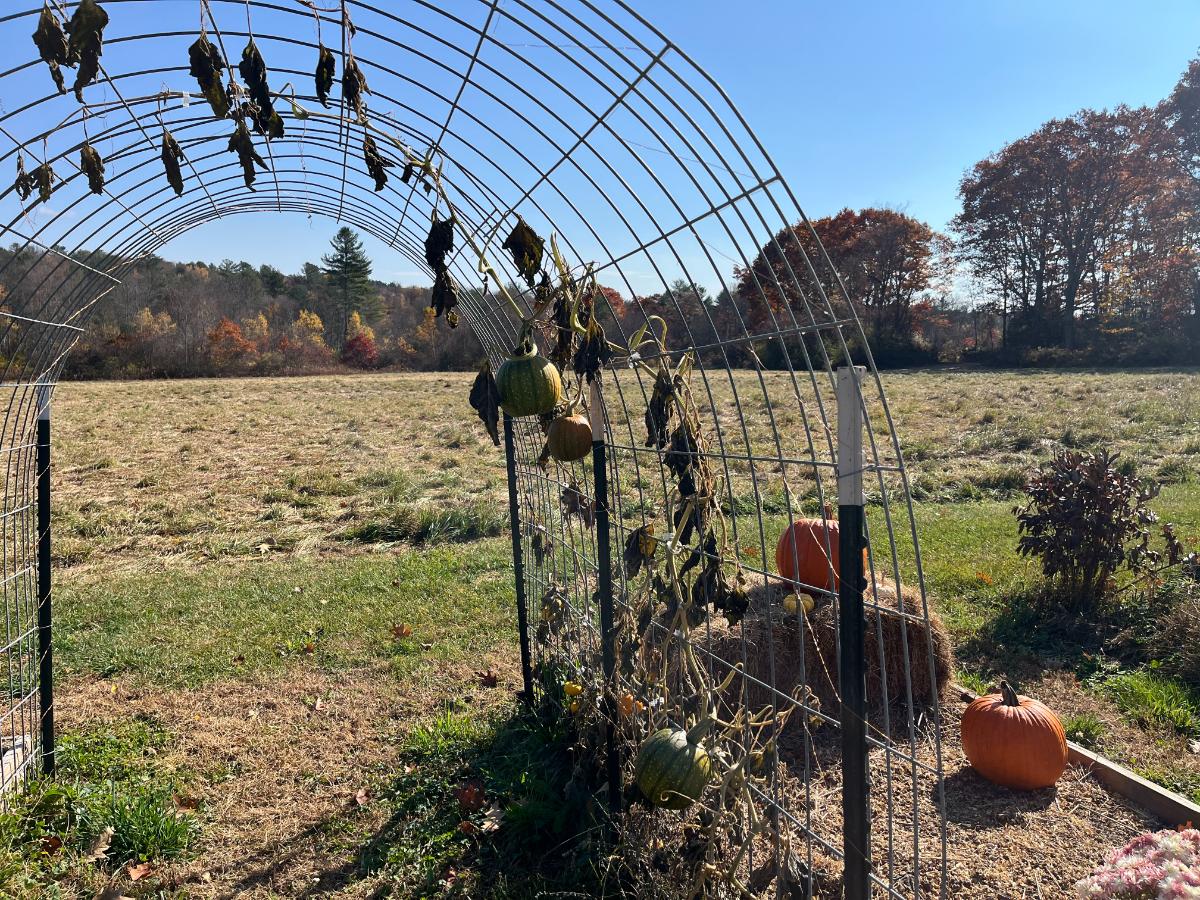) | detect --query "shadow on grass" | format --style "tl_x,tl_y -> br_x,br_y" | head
214,698 -> 615,900
956,584 -> 1111,678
